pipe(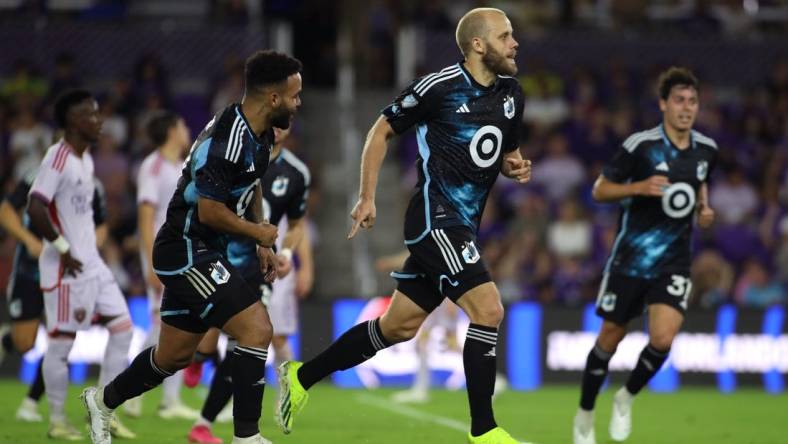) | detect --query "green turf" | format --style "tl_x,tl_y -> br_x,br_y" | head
0,379 -> 785,443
